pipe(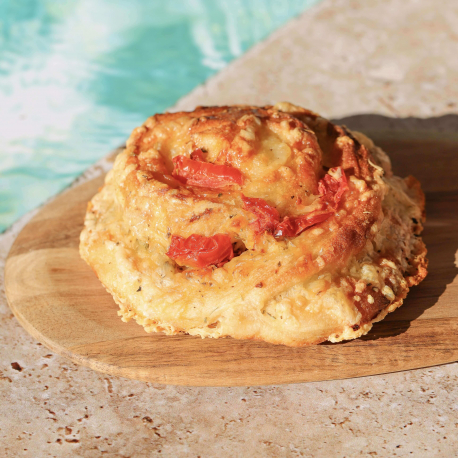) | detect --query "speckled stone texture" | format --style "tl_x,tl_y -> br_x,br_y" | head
172,0 -> 458,118
2,0 -> 458,456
